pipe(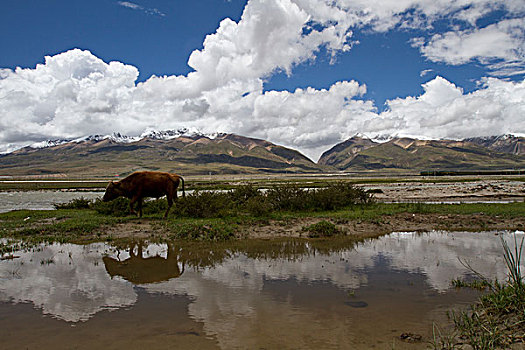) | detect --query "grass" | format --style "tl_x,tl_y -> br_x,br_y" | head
0,180 -> 523,244
301,220 -> 343,238
0,209 -> 127,244
451,278 -> 492,291
0,200 -> 523,244
434,232 -> 525,349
